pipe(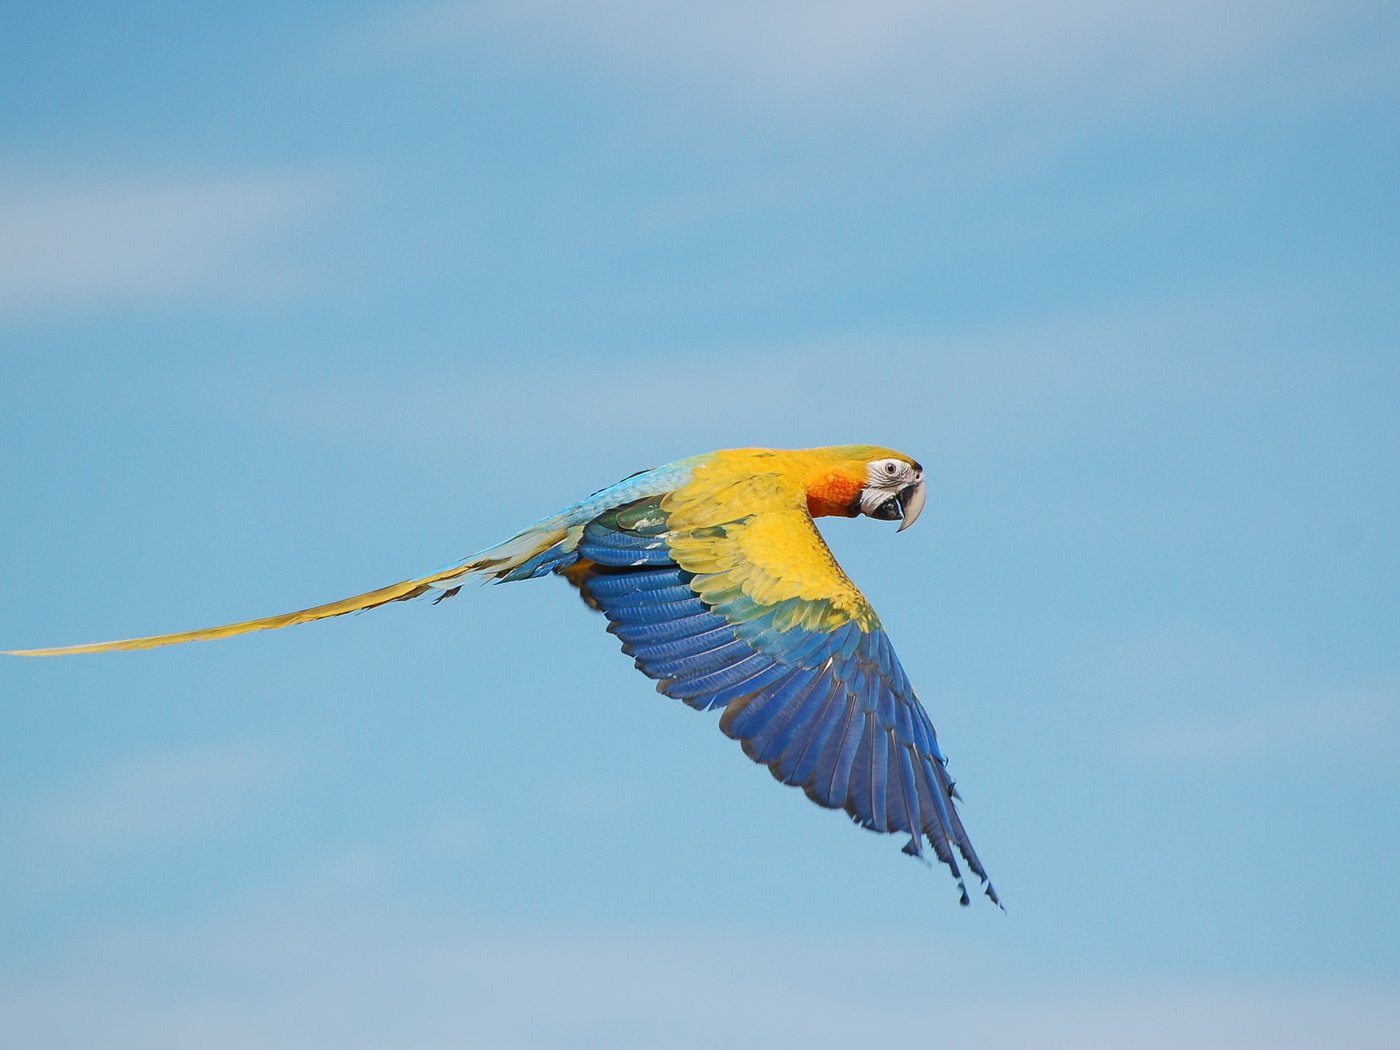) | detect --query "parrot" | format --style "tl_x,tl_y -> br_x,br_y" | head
5,445 -> 999,907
